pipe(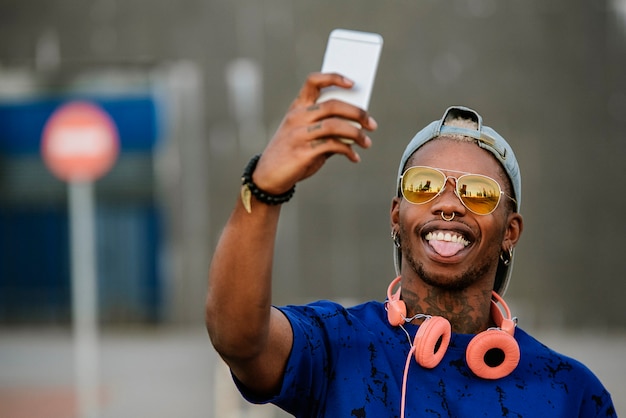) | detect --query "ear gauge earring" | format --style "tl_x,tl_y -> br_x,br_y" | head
392,229 -> 401,248
500,247 -> 513,266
